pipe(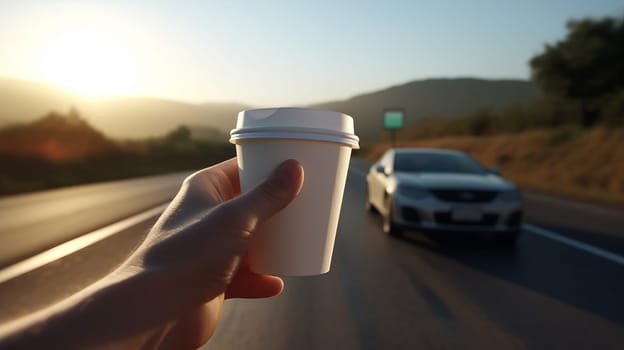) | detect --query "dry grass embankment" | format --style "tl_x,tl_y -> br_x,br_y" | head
368,127 -> 624,206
